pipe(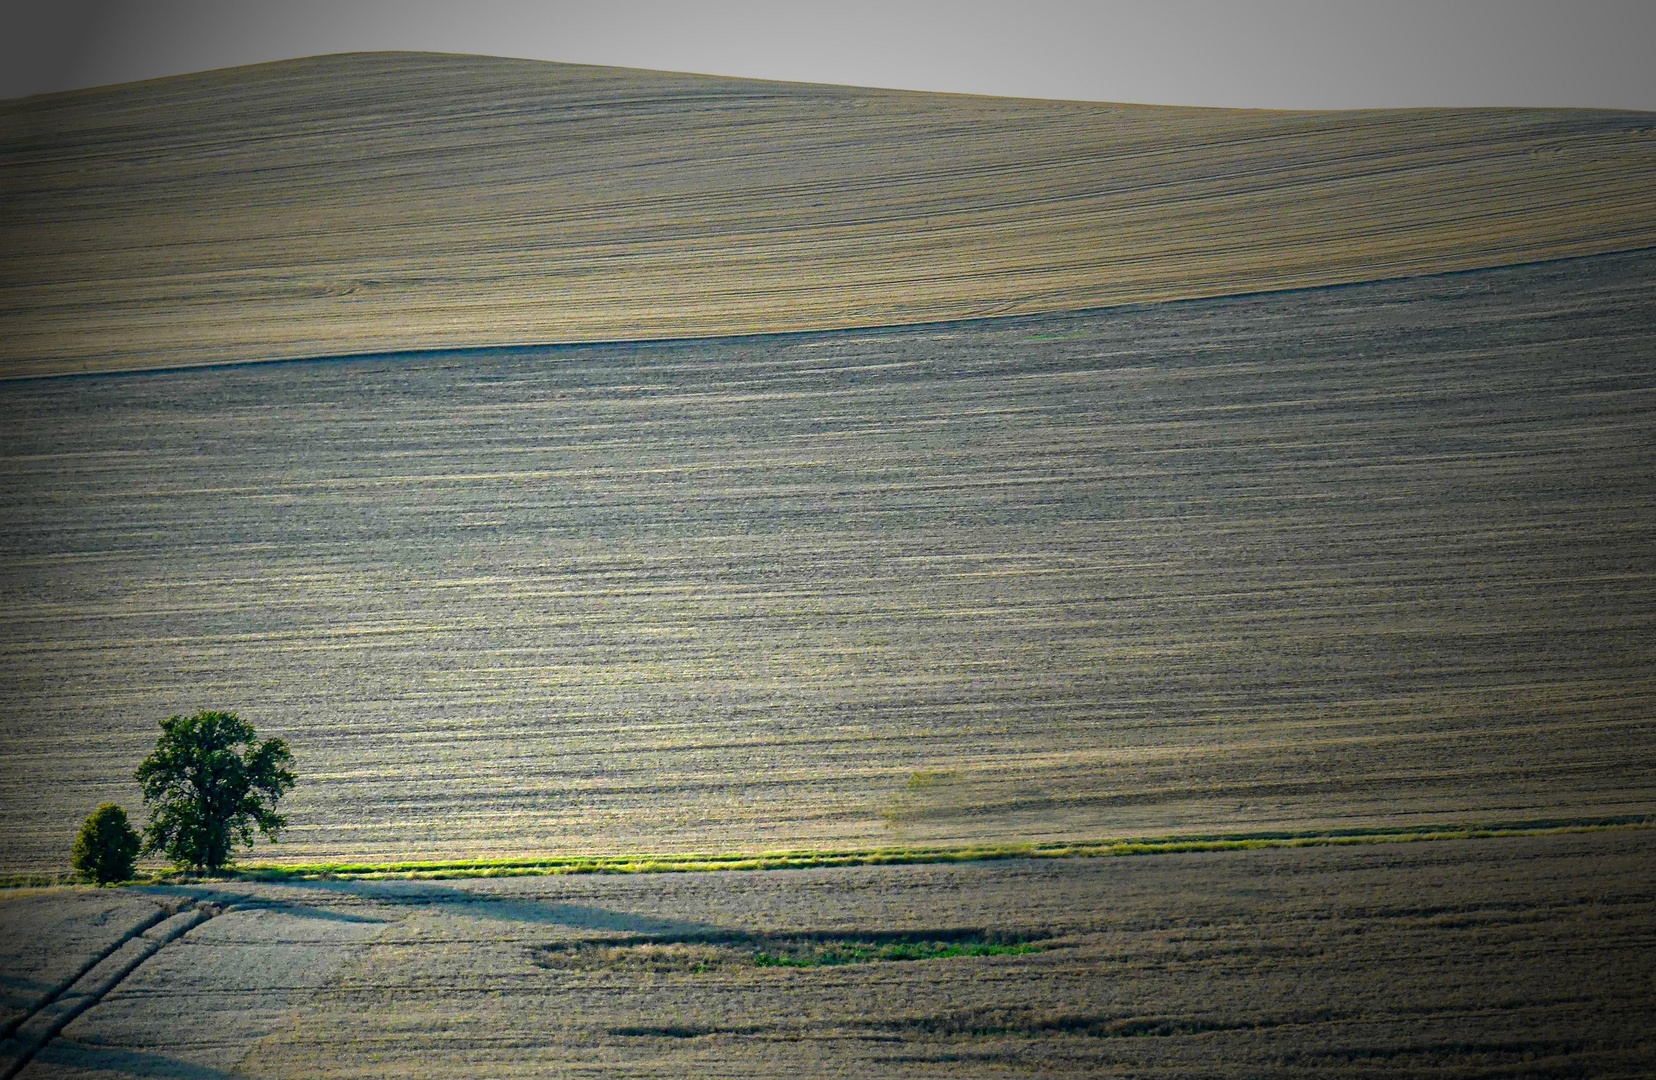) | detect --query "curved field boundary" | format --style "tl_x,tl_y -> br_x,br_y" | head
0,905 -> 168,1043
0,904 -> 213,1080
143,815 -> 1655,883
5,52 -> 1656,378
